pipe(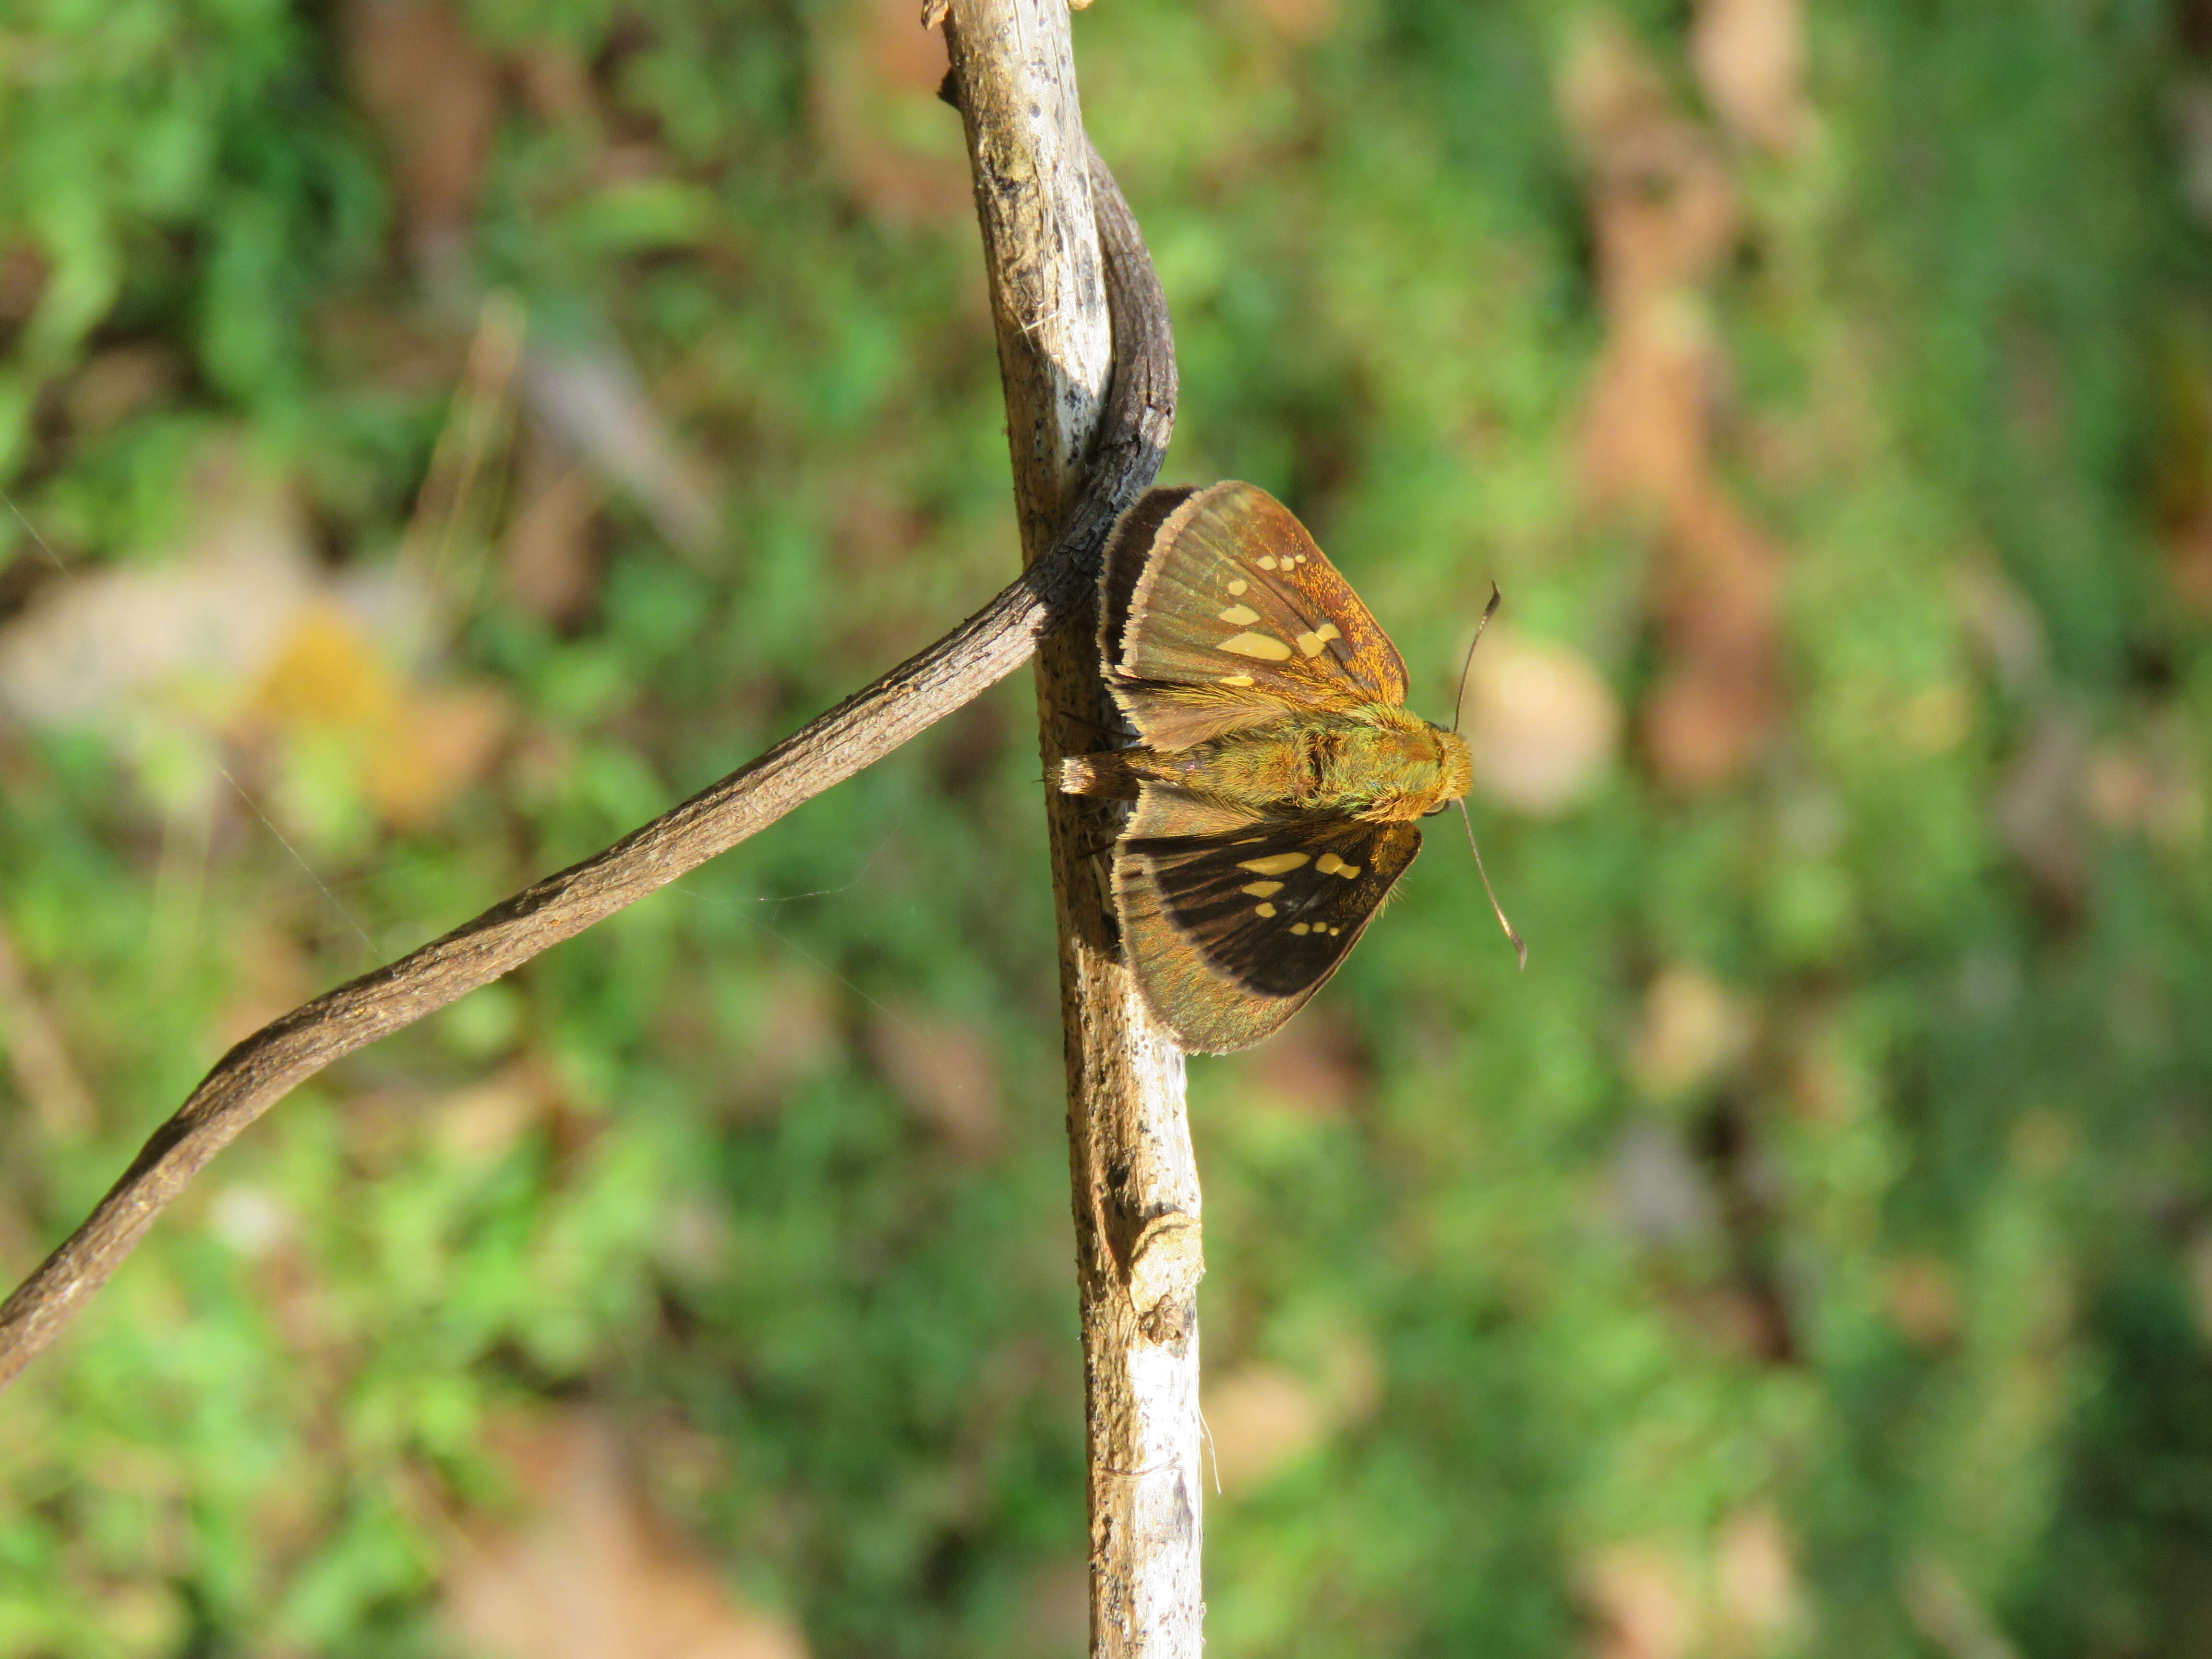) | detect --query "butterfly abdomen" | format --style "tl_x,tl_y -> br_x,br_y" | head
1061,745 -> 1232,800
1060,751 -> 1142,798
